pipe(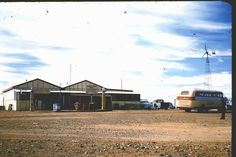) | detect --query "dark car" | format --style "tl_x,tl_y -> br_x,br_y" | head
168,103 -> 175,109
161,102 -> 171,109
